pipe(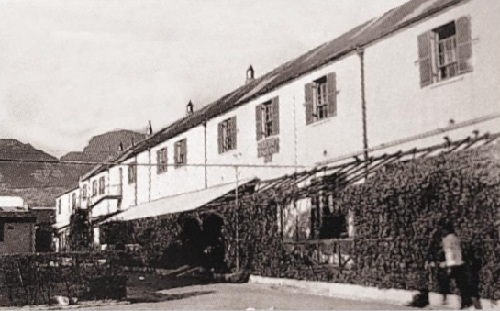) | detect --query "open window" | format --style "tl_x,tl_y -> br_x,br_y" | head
305,73 -> 337,125
418,16 -> 472,87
